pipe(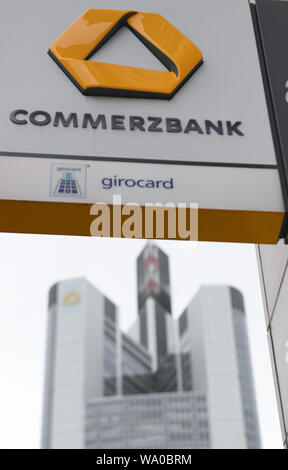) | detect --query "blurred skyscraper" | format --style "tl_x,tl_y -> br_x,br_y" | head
42,243 -> 261,449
